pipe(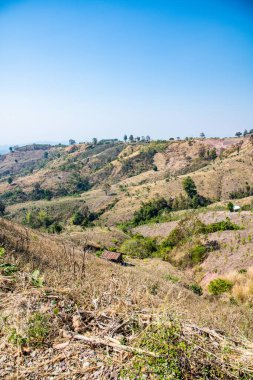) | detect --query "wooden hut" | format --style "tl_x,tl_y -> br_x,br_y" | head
101,250 -> 123,264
